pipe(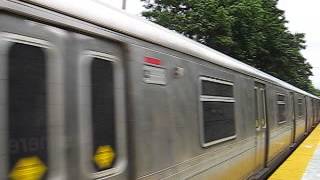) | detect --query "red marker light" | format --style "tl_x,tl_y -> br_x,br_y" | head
144,57 -> 161,65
